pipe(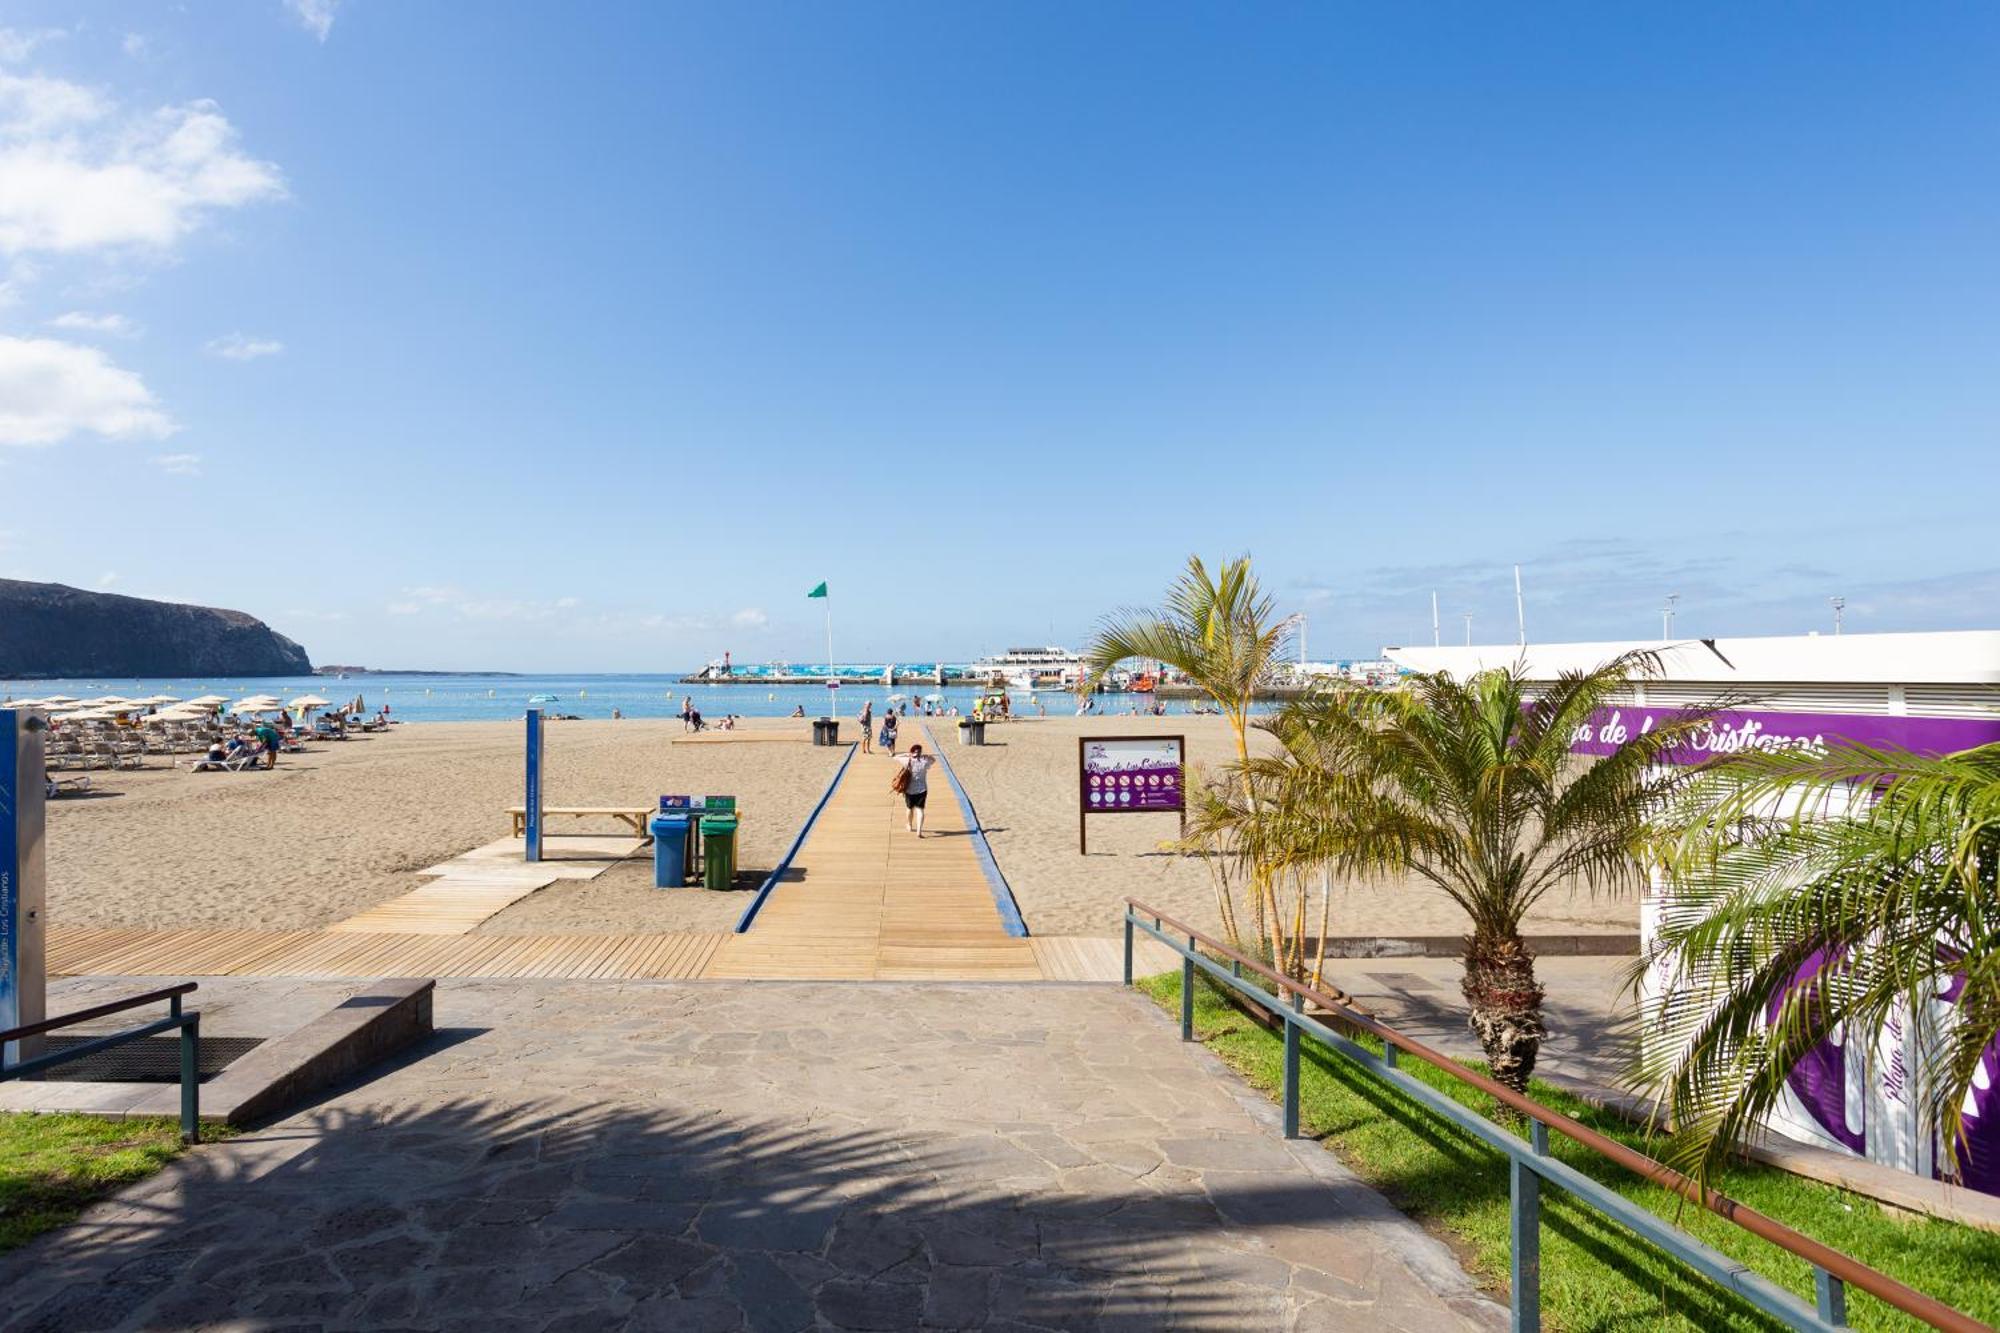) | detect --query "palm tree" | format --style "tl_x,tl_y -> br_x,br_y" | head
1633,741 -> 2000,1188
1211,652 -> 1732,1095
1083,555 -> 1294,955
